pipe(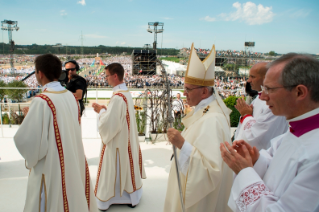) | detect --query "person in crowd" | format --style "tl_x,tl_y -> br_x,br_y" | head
92,63 -> 146,210
164,43 -> 233,212
221,53 -> 319,212
172,93 -> 184,119
65,60 -> 87,116
234,62 -> 288,150
14,54 -> 97,212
